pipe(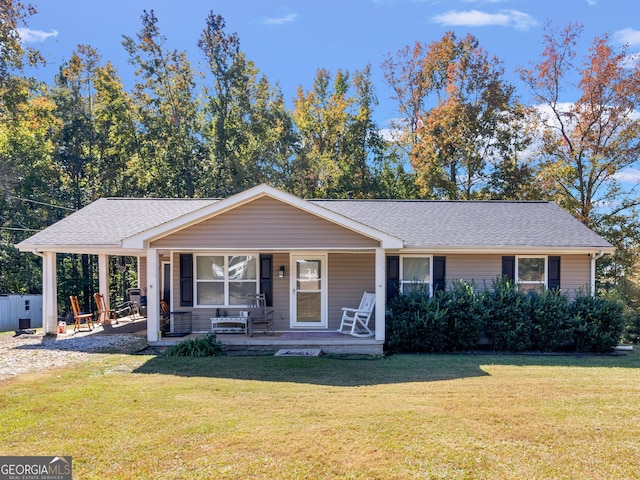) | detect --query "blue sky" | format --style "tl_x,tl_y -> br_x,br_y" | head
19,0 -> 640,127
